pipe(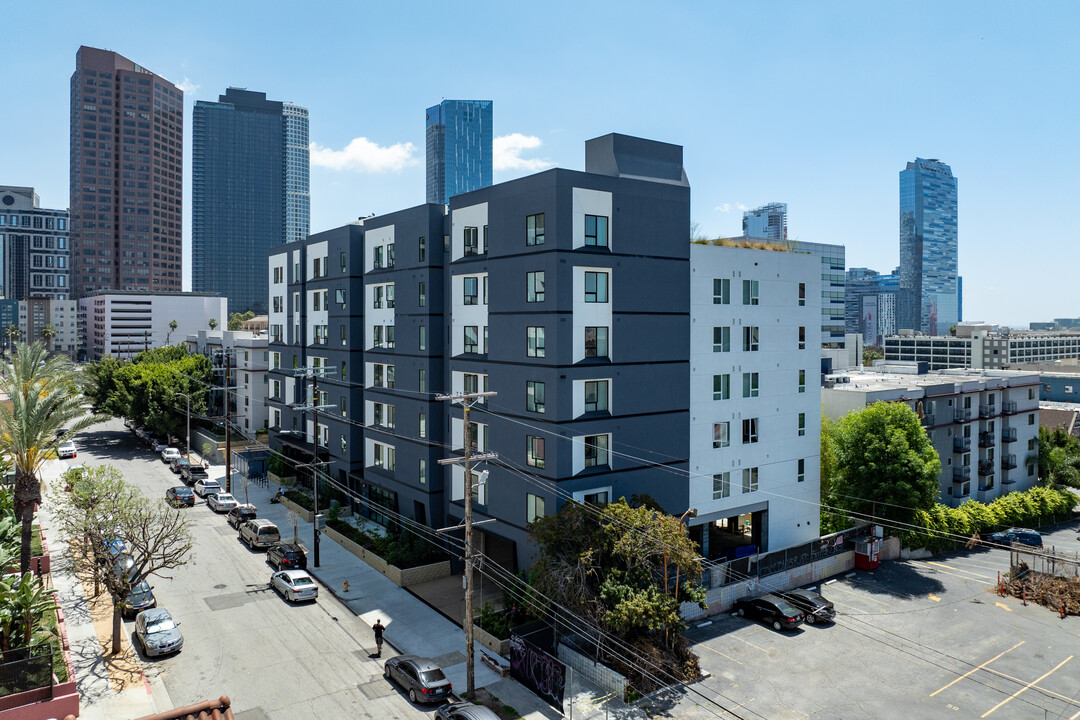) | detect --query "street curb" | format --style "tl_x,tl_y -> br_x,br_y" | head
306,563 -> 401,656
